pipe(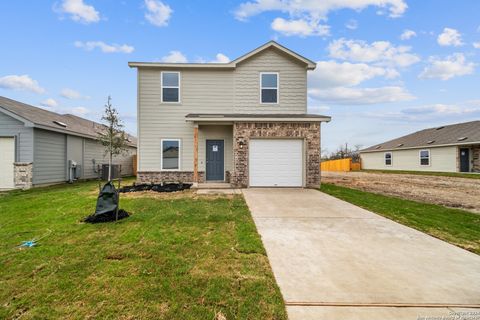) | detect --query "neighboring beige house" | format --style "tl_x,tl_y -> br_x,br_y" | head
0,96 -> 137,189
360,120 -> 480,173
129,41 -> 331,187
